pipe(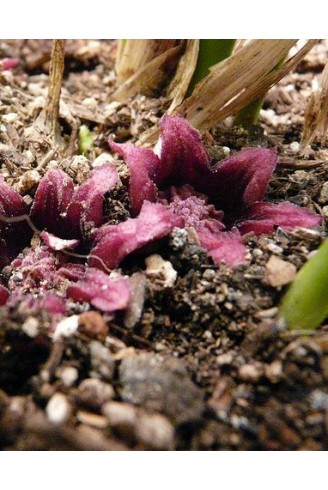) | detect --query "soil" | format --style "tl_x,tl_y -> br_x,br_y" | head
0,39 -> 327,451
